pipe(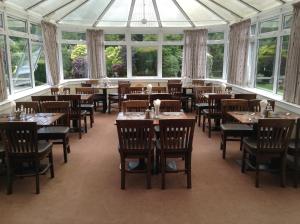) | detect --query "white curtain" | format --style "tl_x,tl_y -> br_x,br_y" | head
86,29 -> 106,79
284,2 -> 300,105
227,19 -> 251,86
182,29 -> 208,79
0,50 -> 7,101
41,21 -> 60,86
